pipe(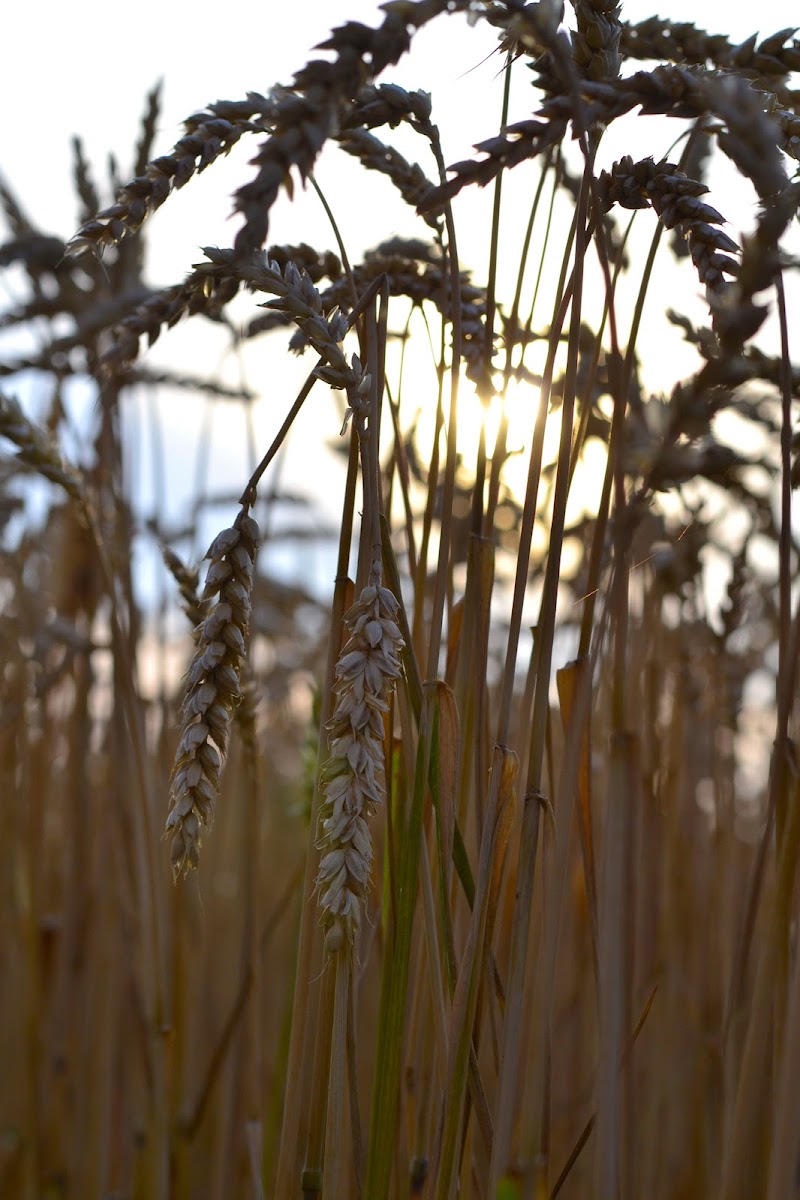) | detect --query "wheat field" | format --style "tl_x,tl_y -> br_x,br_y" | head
3,3 -> 800,1198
